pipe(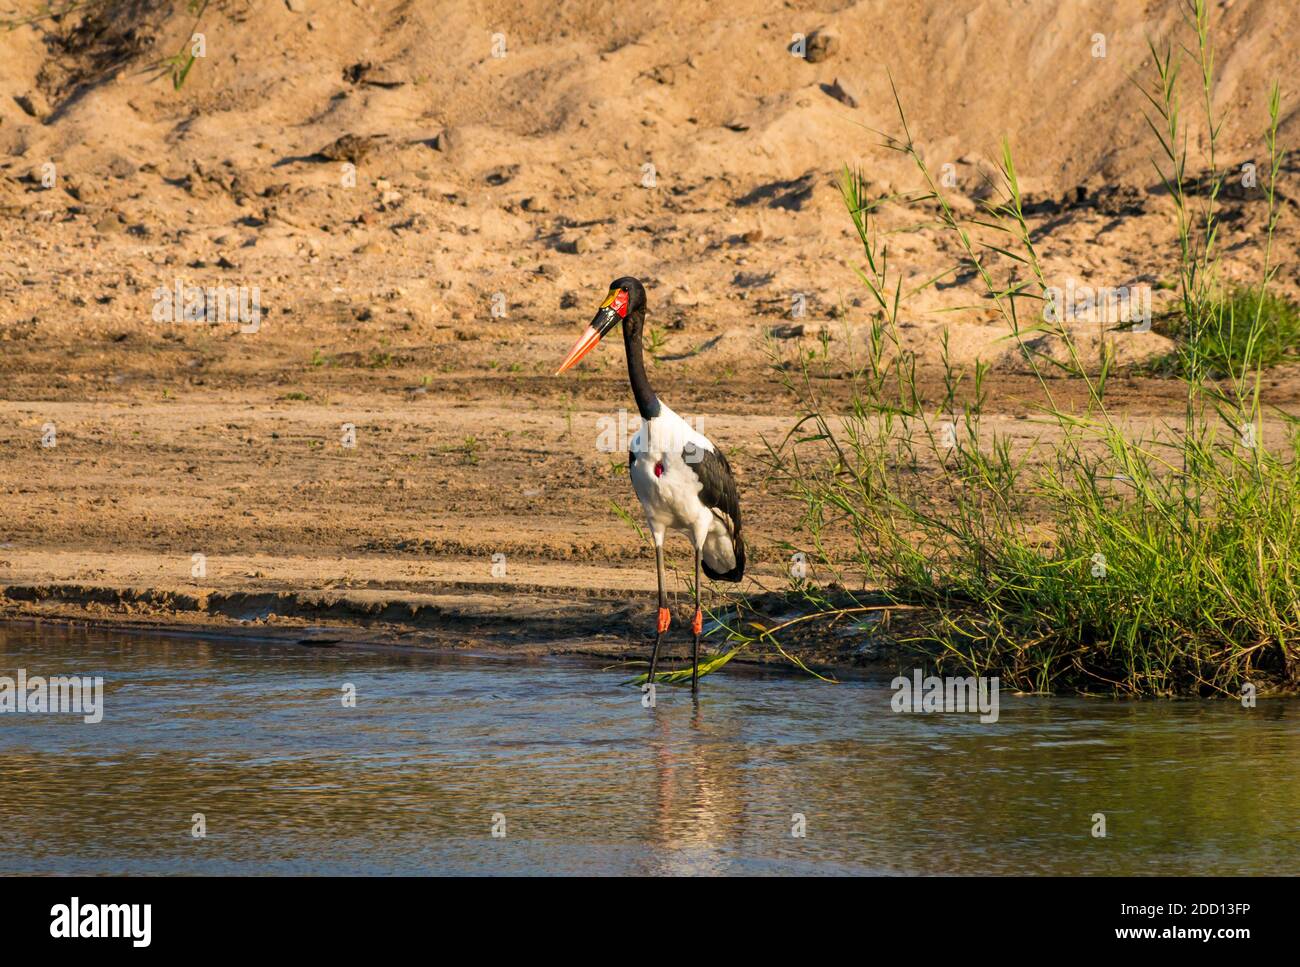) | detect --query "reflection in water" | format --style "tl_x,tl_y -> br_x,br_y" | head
641,699 -> 750,876
0,623 -> 1296,875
